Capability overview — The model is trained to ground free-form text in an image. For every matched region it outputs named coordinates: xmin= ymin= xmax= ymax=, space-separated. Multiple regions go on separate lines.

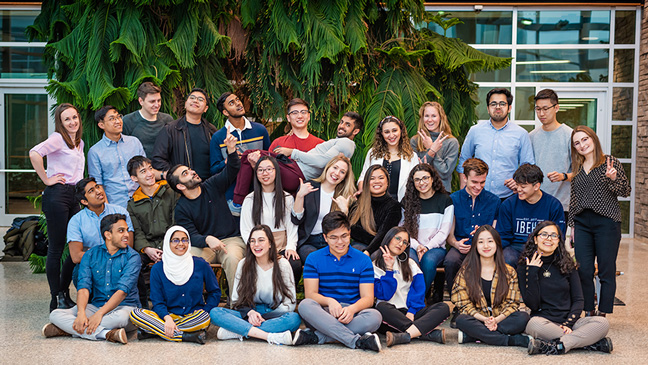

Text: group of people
xmin=32 ymin=83 xmax=629 ymax=355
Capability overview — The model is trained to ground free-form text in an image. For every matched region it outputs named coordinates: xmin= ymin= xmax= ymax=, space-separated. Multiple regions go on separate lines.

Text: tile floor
xmin=1 ymin=235 xmax=646 ymax=364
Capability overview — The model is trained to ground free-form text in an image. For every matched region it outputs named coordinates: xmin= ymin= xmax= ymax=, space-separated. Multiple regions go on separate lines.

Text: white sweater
xmin=231 ymin=257 xmax=296 ymax=313
xmin=240 ymin=191 xmax=299 ymax=251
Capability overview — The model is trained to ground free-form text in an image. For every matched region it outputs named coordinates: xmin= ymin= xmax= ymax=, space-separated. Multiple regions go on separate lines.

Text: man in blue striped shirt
xmin=294 ymin=211 xmax=382 ymax=352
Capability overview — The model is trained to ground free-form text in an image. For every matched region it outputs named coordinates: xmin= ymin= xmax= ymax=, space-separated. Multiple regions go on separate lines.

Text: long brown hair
xmin=313 ymin=155 xmax=356 ymax=212
xmin=402 ymin=164 xmax=446 ymax=239
xmin=571 ymin=125 xmax=605 ymax=175
xmin=458 ymin=225 xmax=510 ymax=309
xmin=54 ymin=103 xmax=82 ymax=149
xmin=234 ymin=225 xmax=294 ymax=310
xmin=370 ymin=116 xmax=413 ymax=160
xmin=252 ymin=156 xmax=286 ymax=229
xmin=350 ymin=165 xmax=389 ymax=235
xmin=416 ymin=101 xmax=454 ymax=151
xmin=373 ymin=227 xmax=413 ymax=282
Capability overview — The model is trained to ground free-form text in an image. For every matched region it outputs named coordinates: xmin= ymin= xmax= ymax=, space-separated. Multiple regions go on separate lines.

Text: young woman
xmin=240 ymin=155 xmax=301 ymax=283
xmin=291 ymin=155 xmax=356 ymax=263
xmin=373 ymin=227 xmax=450 ymax=347
xmin=210 ymin=225 xmax=301 ymax=345
xmin=402 ymin=164 xmax=454 ymax=296
xmin=519 ymin=221 xmax=612 ymax=355
xmin=359 ymin=116 xmax=418 ymax=201
xmin=410 ymin=102 xmax=459 ymax=191
xmin=349 ymin=165 xmax=402 ymax=255
xmin=451 ymin=225 xmax=530 ymax=347
xmin=29 ymin=103 xmax=85 ymax=312
xmin=130 ymin=226 xmax=218 ymax=344
xmin=569 ymin=125 xmax=631 ymax=316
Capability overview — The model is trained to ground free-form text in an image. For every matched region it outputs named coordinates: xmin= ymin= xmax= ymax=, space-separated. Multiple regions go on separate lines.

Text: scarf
xmin=161 ymin=225 xmax=194 ymax=286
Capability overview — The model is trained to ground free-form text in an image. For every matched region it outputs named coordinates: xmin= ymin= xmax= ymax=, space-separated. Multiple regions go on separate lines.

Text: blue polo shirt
xmin=450 ymin=188 xmax=501 ymax=242
xmin=67 ymin=203 xmax=133 ymax=249
xmin=303 ymin=246 xmax=374 ymax=304
xmin=77 ymin=243 xmax=141 ymax=308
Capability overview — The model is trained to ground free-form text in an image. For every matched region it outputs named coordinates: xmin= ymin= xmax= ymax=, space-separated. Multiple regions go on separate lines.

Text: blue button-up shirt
xmin=77 ymin=243 xmax=141 ymax=308
xmin=67 ymin=203 xmax=133 ymax=249
xmin=450 ymin=187 xmax=501 ymax=242
xmin=88 ymin=134 xmax=145 ymax=208
xmin=457 ymin=120 xmax=535 ymax=198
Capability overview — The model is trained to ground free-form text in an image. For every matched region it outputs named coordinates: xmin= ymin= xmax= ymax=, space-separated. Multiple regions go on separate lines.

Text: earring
xmin=398 ymin=252 xmax=408 ymax=263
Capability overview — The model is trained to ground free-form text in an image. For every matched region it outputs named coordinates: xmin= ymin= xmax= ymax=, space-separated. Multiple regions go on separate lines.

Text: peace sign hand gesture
xmin=380 ymin=246 xmax=395 ymax=271
xmin=605 ymin=156 xmax=617 ymax=181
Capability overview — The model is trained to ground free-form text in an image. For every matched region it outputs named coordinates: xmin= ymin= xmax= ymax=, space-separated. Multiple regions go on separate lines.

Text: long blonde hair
xmin=350 ymin=165 xmax=388 ymax=235
xmin=313 ymin=155 xmax=357 ymax=212
xmin=416 ymin=101 xmax=453 ymax=151
xmin=571 ymin=125 xmax=605 ymax=174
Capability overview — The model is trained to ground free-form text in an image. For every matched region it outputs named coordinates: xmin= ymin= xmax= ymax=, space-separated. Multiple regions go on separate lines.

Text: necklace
xmin=542 ymin=256 xmax=557 ymax=278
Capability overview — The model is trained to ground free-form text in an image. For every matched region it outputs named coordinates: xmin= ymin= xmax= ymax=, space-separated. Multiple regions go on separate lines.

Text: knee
xmin=284 ymin=312 xmax=303 ymax=330
xmin=454 ymin=314 xmax=474 ymax=328
xmin=433 ymin=302 xmax=451 ymax=317
xmin=209 ymin=307 xmax=226 ymax=320
xmin=297 ymin=298 xmax=318 ymax=316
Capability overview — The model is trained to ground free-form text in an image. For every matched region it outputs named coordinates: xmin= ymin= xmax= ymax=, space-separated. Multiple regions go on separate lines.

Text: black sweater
xmin=350 ymin=193 xmax=402 ymax=254
xmin=517 ymin=253 xmax=583 ymax=328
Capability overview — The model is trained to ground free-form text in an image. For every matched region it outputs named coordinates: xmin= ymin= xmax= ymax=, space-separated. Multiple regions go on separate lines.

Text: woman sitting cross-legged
xmin=451 ymin=225 xmax=530 ymax=348
xmin=130 ymin=226 xmax=218 ymax=344
xmin=210 ymin=225 xmax=301 ymax=345
xmin=373 ymin=227 xmax=450 ymax=347
xmin=519 ymin=221 xmax=612 ymax=355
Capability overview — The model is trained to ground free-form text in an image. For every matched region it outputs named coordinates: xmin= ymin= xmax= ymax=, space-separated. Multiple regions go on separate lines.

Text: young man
xmin=67 ymin=178 xmax=134 ymax=269
xmin=529 ymin=89 xmax=573 ymax=216
xmin=232 ymin=112 xmax=362 ymax=204
xmin=497 ymin=164 xmax=566 ymax=268
xmin=457 ymin=88 xmax=535 ymax=199
xmin=152 ymin=88 xmax=217 ymax=181
xmin=167 ymin=127 xmax=245 ymax=296
xmin=88 ymin=106 xmax=146 ymax=208
xmin=44 ymin=214 xmax=141 ymax=344
xmin=122 ymin=81 xmax=174 ymax=157
xmin=294 ymin=211 xmax=382 ymax=352
xmin=270 ymin=98 xmax=323 ymax=153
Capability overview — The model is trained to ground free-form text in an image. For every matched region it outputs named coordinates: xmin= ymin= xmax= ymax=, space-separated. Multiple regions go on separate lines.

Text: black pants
xmin=42 ymin=184 xmax=80 ymax=296
xmin=444 ymin=247 xmax=466 ymax=293
xmin=573 ymin=209 xmax=621 ymax=313
xmin=455 ymin=311 xmax=529 ymax=346
xmin=376 ymin=301 xmax=450 ymax=335
xmin=278 ymin=249 xmax=303 ymax=286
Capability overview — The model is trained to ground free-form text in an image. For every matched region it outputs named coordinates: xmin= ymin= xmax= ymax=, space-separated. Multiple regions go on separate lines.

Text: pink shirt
xmin=30 ymin=132 xmax=85 ymax=185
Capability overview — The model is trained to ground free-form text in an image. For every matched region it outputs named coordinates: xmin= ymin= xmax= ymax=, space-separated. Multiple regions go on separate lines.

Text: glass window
xmin=619 ymin=200 xmax=630 ymax=235
xmin=516 ymin=49 xmax=608 ymax=82
xmin=469 ymin=49 xmax=511 ymax=82
xmin=517 ymin=10 xmax=610 ymax=44
xmin=0 ymin=10 xmax=40 ymax=42
xmin=556 ymin=98 xmax=598 ymax=132
xmin=0 ymin=47 xmax=47 ymax=78
xmin=613 ymin=49 xmax=634 ymax=83
xmin=622 ymin=163 xmax=632 ymax=187
xmin=515 ymin=87 xmax=536 ymax=121
xmin=615 ymin=11 xmax=636 ymax=45
xmin=612 ymin=87 xmax=633 ymax=121
xmin=611 ymin=125 xmax=633 ymax=159
xmin=425 ymin=11 xmax=512 ymax=44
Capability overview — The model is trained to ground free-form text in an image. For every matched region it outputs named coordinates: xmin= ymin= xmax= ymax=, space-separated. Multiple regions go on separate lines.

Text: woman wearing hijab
xmin=130 ymin=226 xmax=221 ymax=344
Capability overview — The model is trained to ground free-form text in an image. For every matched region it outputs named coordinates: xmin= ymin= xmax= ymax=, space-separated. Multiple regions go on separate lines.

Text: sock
xmin=97 ymin=329 xmax=109 ymax=340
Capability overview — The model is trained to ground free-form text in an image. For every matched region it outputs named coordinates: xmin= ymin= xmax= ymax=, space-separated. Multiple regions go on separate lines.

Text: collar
xmin=132 ymin=180 xmax=167 ymax=202
xmin=324 ymin=245 xmax=353 ymax=260
xmin=99 ymin=242 xmax=128 ymax=257
xmin=461 ymin=187 xmax=482 ymax=201
xmin=101 ymin=133 xmax=124 ymax=145
xmin=487 ymin=119 xmax=511 ymax=131
xmin=225 ymin=117 xmax=252 ymax=132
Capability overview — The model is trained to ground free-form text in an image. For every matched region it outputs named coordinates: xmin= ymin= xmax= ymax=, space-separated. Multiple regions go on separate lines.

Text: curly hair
xmin=517 ymin=221 xmax=578 ymax=275
xmin=402 ymin=164 xmax=446 ymax=239
xmin=370 ymin=116 xmax=413 ymax=160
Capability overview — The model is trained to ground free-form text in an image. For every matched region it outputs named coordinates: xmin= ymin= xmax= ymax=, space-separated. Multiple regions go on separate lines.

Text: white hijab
xmin=162 ymin=226 xmax=194 ymax=286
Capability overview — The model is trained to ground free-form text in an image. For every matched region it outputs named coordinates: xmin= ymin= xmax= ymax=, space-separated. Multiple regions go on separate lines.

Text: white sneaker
xmin=267 ymin=330 xmax=293 ymax=346
xmin=217 ymin=327 xmax=243 ymax=341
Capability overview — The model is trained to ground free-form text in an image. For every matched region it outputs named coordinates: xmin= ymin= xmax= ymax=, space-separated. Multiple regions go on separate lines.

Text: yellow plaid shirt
xmin=451 ymin=264 xmax=521 ymax=318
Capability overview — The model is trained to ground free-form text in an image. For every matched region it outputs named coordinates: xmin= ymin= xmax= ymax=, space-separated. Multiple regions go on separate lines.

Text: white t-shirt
xmin=311 ymin=188 xmax=334 ymax=235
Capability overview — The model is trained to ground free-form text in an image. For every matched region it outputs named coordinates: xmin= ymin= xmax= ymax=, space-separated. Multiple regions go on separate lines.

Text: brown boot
xmin=105 ymin=328 xmax=128 ymax=344
xmin=42 ymin=323 xmax=71 ymax=338
xmin=386 ymin=331 xmax=411 ymax=347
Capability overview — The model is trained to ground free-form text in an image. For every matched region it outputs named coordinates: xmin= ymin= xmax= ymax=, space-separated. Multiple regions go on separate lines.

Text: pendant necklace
xmin=542 ymin=256 xmax=557 ymax=278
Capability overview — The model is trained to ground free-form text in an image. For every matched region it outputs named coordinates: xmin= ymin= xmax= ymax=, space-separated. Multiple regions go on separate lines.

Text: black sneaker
xmin=137 ymin=329 xmax=158 ymax=340
xmin=457 ymin=330 xmax=476 ymax=344
xmin=583 ymin=337 xmax=613 ymax=353
xmin=292 ymin=329 xmax=319 ymax=346
xmin=508 ymin=333 xmax=530 ymax=347
xmin=528 ymin=338 xmax=565 ymax=355
xmin=355 ymin=333 xmax=381 ymax=352
xmin=420 ymin=329 xmax=445 ymax=344
xmin=450 ymin=307 xmax=459 ymax=329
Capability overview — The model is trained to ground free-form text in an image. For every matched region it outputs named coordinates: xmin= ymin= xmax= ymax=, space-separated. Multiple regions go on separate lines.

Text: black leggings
xmin=455 ymin=311 xmax=530 ymax=346
xmin=42 ymin=184 xmax=80 ymax=296
xmin=376 ymin=301 xmax=450 ymax=335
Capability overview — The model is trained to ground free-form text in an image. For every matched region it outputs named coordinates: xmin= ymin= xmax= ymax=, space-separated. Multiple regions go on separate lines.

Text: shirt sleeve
xmin=175 ymin=202 xmax=207 ymax=248
xmin=357 ymin=148 xmax=374 ymax=183
xmin=365 ymin=202 xmax=402 ymax=254
xmin=30 ymin=133 xmax=63 ymax=156
xmin=564 ymin=271 xmax=584 ymax=328
xmin=128 ymin=203 xmax=150 ymax=252
xmin=277 ymin=258 xmax=297 ymax=312
xmin=87 ymin=146 xmax=103 ymax=185
xmin=426 ymin=203 xmax=454 ymax=250
xmin=432 ymin=138 xmax=459 ymax=178
xmin=239 ymin=195 xmax=253 ymax=244
xmin=456 ymin=128 xmax=476 ymax=174
xmin=406 ymin=272 xmax=426 ymax=315
xmin=373 ymin=267 xmax=397 ymax=301
xmin=498 ymin=266 xmax=521 ymax=318
xmin=115 ymin=249 xmax=141 ymax=295
xmin=606 ymin=156 xmax=631 ymax=197
xmin=200 ymin=259 xmax=222 ymax=312
xmin=151 ymin=126 xmax=172 ymax=172
xmin=291 ymin=139 xmax=355 ymax=168
xmin=284 ymin=195 xmax=299 ymax=252
xmin=518 ymin=132 xmax=535 ymax=165
xmin=150 ymin=264 xmax=170 ymax=318
xmin=496 ymin=199 xmax=514 ymax=248
xmin=66 ymin=214 xmax=84 ymax=244
xmin=517 ymin=263 xmax=541 ymax=311
xmin=451 ymin=270 xmax=479 ymax=316
xmin=209 ymin=130 xmax=227 ymax=175
xmin=76 ymin=249 xmax=94 ymax=292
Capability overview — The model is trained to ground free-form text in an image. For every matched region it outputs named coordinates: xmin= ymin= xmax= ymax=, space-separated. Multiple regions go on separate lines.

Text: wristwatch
xmin=563 ymin=173 xmax=568 ymax=181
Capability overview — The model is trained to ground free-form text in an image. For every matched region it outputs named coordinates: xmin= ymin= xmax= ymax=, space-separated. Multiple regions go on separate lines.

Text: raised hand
xmin=605 ymin=156 xmax=617 ymax=181
xmin=547 ymin=171 xmax=563 ymax=183
xmin=418 ymin=129 xmax=434 ymax=149
xmin=526 ymin=251 xmax=542 ymax=267
xmin=224 ymin=126 xmax=238 ymax=154
xmin=380 ymin=246 xmax=395 ymax=271
xmin=332 ymin=195 xmax=351 ymax=214
xmin=296 ymin=178 xmax=318 ymax=199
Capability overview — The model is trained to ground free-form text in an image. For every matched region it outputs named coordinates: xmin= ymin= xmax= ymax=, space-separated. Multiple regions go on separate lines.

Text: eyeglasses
xmin=325 ymin=233 xmax=350 ymax=243
xmin=537 ymin=232 xmax=559 ymax=240
xmin=488 ymin=102 xmax=508 ymax=108
xmin=413 ymin=175 xmax=431 ymax=185
xmin=188 ymin=95 xmax=206 ymax=103
xmin=106 ymin=114 xmax=123 ymax=123
xmin=288 ymin=110 xmax=309 ymax=116
xmin=257 ymin=167 xmax=276 ymax=175
xmin=393 ymin=235 xmax=410 ymax=246
xmin=170 ymin=238 xmax=189 ymax=245
xmin=535 ymin=104 xmax=557 ymax=113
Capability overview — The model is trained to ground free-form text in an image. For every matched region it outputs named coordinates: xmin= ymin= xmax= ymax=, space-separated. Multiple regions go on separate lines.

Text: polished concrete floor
xmin=1 ymin=234 xmax=647 ymax=364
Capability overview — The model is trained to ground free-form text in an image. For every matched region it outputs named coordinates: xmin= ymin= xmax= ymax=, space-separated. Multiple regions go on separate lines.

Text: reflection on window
xmin=515 ymin=87 xmax=535 ymax=121
xmin=612 ymin=88 xmax=633 ymax=121
xmin=469 ymin=49 xmax=511 ymax=82
xmin=556 ymin=98 xmax=597 ymax=132
xmin=516 ymin=49 xmax=608 ymax=82
xmin=0 ymin=47 xmax=47 ymax=78
xmin=517 ymin=10 xmax=610 ymax=44
xmin=611 ymin=125 xmax=633 ymax=159
xmin=425 ymin=11 xmax=512 ymax=44
xmin=0 ymin=10 xmax=39 ymax=42
xmin=613 ymin=49 xmax=634 ymax=83
xmin=5 ymin=94 xmax=49 ymax=170
xmin=615 ymin=11 xmax=636 ymax=45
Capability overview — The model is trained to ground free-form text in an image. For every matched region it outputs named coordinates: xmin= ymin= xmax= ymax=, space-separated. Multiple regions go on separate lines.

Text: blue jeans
xmin=503 ymin=244 xmax=524 ymax=269
xmin=210 ymin=304 xmax=301 ymax=337
xmin=410 ymin=247 xmax=447 ymax=293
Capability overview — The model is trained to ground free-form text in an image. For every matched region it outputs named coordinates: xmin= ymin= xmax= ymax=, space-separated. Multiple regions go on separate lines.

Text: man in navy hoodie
xmin=497 ymin=163 xmax=565 ymax=268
